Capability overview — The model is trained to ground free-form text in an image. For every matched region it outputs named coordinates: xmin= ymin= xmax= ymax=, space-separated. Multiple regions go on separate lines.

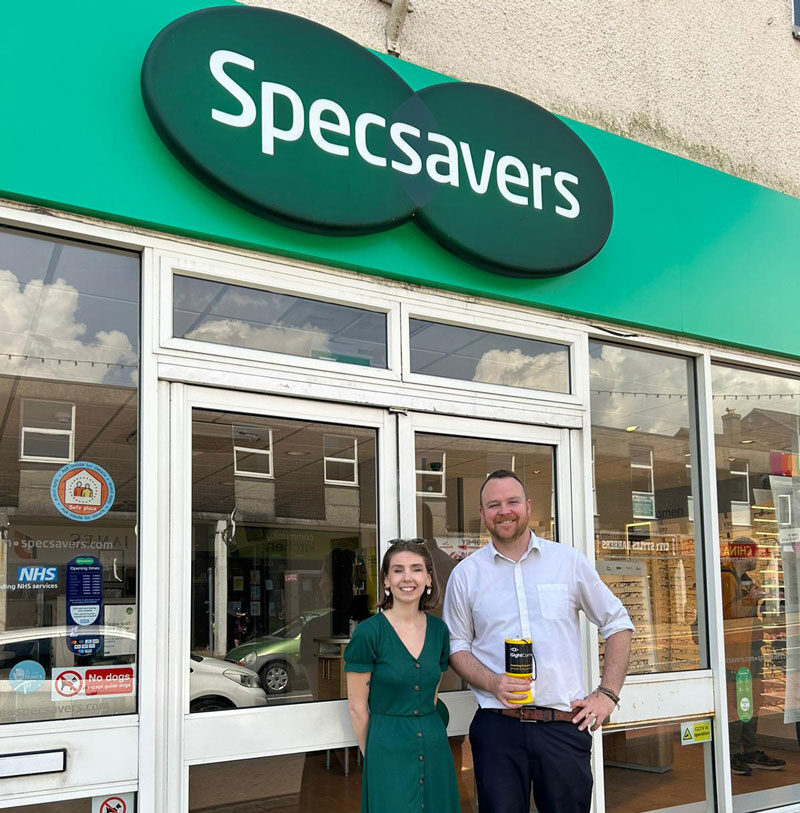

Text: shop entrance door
xmin=166 ymin=386 xmax=397 ymax=812
xmin=165 ymin=387 xmax=718 ymax=813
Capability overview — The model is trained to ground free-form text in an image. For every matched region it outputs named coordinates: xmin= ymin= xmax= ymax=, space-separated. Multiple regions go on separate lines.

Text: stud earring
xmin=426 ymin=586 xmax=432 ymax=595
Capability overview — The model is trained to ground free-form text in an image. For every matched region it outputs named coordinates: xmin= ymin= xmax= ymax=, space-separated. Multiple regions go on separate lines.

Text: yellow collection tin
xmin=504 ymin=638 xmax=534 ymax=704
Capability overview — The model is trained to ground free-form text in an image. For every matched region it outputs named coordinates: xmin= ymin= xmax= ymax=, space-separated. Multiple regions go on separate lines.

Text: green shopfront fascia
xmin=2 ymin=2 xmax=800 ymax=813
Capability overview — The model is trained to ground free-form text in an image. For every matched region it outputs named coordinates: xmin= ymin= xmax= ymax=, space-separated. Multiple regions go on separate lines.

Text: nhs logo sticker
xmin=17 ymin=566 xmax=58 ymax=584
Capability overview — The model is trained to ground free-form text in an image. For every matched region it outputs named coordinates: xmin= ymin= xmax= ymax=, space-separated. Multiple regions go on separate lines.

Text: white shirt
xmin=443 ymin=531 xmax=634 ymax=711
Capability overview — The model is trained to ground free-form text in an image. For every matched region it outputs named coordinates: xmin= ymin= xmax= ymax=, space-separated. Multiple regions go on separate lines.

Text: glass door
xmin=168 ymin=386 xmax=398 ymax=813
xmin=396 ymin=412 xmax=571 ymax=811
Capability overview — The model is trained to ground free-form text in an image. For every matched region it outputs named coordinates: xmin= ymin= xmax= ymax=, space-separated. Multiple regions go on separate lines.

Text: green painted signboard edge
xmin=1 ymin=0 xmax=798 ymax=359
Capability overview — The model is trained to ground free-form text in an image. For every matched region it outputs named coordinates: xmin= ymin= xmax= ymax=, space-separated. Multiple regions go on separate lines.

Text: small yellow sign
xmin=680 ymin=720 xmax=712 ymax=745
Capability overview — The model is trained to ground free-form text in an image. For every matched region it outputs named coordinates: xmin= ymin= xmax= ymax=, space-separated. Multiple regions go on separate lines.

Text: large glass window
xmin=0 ymin=226 xmax=139 ymax=724
xmin=190 ymin=410 xmax=378 ymax=708
xmin=408 ymin=318 xmax=570 ymax=393
xmin=590 ymin=342 xmax=704 ymax=677
xmin=712 ymin=364 xmax=800 ymax=810
xmin=173 ymin=275 xmax=387 ymax=368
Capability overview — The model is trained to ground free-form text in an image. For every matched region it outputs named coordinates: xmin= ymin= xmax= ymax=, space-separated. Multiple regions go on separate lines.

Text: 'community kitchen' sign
xmin=142 ymin=6 xmax=612 ymax=277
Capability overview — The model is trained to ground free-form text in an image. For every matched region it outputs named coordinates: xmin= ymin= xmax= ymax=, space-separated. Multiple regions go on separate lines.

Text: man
xmin=443 ymin=470 xmax=633 ymax=813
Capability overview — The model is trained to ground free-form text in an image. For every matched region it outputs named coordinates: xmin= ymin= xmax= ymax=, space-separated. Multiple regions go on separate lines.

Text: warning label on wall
xmin=52 ymin=665 xmax=136 ymax=701
xmin=680 ymin=719 xmax=712 ymax=745
xmin=92 ymin=791 xmax=134 ymax=813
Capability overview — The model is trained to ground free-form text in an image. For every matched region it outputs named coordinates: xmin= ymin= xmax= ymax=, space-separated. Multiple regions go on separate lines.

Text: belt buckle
xmin=519 ymin=707 xmax=538 ymax=723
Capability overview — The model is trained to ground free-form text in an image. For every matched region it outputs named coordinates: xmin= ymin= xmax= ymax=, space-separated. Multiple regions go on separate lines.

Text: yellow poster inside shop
xmin=680 ymin=720 xmax=712 ymax=746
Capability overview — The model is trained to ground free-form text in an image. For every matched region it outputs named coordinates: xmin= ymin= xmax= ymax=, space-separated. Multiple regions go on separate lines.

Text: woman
xmin=345 ymin=539 xmax=461 ymax=813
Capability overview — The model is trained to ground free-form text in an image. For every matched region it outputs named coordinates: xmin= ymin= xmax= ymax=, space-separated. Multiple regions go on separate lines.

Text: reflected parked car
xmin=189 ymin=653 xmax=266 ymax=712
xmin=0 ymin=627 xmax=266 ymax=718
xmin=226 ymin=610 xmax=329 ymax=695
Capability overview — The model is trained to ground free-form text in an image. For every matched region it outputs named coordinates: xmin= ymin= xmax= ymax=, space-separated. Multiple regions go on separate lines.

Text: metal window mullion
xmin=695 ymin=352 xmax=734 ymax=813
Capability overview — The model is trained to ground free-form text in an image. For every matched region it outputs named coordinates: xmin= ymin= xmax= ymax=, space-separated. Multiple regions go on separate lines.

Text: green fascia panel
xmin=1 ymin=1 xmax=798 ymax=358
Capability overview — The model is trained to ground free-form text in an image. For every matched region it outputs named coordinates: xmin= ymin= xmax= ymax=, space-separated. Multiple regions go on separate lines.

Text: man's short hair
xmin=479 ymin=469 xmax=528 ymax=506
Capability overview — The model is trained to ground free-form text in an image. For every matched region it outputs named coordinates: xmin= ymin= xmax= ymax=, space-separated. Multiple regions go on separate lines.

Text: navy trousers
xmin=469 ymin=709 xmax=593 ymax=813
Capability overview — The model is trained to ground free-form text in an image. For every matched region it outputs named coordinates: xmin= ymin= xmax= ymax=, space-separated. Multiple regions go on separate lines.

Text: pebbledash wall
xmin=3 ymin=1 xmax=800 ymax=813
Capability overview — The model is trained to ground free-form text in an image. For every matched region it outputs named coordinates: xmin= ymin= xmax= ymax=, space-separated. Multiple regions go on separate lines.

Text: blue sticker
xmin=10 ymin=660 xmax=46 ymax=694
xmin=51 ymin=461 xmax=115 ymax=522
xmin=17 ymin=566 xmax=58 ymax=584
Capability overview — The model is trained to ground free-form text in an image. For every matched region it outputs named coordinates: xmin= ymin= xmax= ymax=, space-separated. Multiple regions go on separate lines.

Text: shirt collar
xmin=489 ymin=530 xmax=540 ymax=563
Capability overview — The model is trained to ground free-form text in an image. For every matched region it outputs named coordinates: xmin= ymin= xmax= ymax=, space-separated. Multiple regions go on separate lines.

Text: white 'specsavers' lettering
xmin=209 ymin=49 xmax=582 ymax=219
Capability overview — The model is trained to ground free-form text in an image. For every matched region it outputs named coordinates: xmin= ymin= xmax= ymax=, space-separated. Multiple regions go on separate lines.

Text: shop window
xmin=19 ymin=399 xmax=75 ymax=463
xmin=323 ymin=434 xmax=357 ymax=485
xmin=408 ymin=318 xmax=570 ymax=394
xmin=173 ymin=274 xmax=388 ymax=368
xmin=712 ymin=364 xmax=800 ymax=809
xmin=233 ymin=425 xmax=273 ymax=479
xmin=0 ymin=225 xmax=139 ymax=726
xmin=590 ymin=341 xmax=703 ymax=677
xmin=630 ymin=446 xmax=656 ymax=519
xmin=416 ymin=451 xmax=446 ymax=497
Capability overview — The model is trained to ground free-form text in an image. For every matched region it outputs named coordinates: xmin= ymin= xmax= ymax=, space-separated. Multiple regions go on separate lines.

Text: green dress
xmin=344 ymin=612 xmax=461 ymax=813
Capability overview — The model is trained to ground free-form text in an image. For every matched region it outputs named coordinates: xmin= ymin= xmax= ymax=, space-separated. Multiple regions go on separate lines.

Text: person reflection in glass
xmin=723 ymin=538 xmax=786 ymax=775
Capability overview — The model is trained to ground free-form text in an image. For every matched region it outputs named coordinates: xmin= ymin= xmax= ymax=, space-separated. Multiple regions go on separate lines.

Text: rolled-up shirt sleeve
xmin=442 ymin=566 xmax=474 ymax=655
xmin=575 ymin=555 xmax=635 ymax=640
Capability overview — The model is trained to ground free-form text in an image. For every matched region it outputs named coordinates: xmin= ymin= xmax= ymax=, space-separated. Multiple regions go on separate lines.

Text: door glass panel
xmin=603 ymin=723 xmax=712 ymax=812
xmin=589 ymin=341 xmax=704 ymax=676
xmin=0 ymin=227 xmax=139 ymax=725
xmin=190 ymin=410 xmax=378 ymax=709
xmin=414 ymin=432 xmax=555 ymax=692
xmin=712 ymin=364 xmax=800 ymax=810
xmin=188 ymin=735 xmax=476 ymax=811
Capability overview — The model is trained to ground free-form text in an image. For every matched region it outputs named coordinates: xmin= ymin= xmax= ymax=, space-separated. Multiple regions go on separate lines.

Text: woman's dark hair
xmin=378 ymin=539 xmax=440 ymax=612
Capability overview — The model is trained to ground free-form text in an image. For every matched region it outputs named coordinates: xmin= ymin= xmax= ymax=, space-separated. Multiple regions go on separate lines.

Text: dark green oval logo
xmin=142 ymin=6 xmax=612 ymax=276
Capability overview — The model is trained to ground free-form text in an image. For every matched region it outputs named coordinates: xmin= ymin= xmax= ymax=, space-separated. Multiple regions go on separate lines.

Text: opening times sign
xmin=66 ymin=555 xmax=104 ymax=656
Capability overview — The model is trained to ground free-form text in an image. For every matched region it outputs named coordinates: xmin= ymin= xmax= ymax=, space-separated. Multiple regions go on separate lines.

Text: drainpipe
xmin=378 ymin=0 xmax=413 ymax=56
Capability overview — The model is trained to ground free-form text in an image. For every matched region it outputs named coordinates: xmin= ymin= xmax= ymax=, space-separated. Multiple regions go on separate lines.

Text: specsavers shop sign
xmin=142 ymin=7 xmax=612 ymax=277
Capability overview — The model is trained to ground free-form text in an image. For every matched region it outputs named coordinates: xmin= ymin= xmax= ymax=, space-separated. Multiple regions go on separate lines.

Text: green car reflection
xmin=226 ymin=611 xmax=329 ymax=695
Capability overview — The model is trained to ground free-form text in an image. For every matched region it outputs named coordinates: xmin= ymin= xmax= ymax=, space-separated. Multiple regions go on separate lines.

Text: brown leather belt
xmin=485 ymin=706 xmax=575 ymax=723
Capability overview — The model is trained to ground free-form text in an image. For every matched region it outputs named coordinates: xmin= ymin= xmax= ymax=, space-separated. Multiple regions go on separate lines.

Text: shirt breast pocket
xmin=537 ymin=583 xmax=570 ymax=620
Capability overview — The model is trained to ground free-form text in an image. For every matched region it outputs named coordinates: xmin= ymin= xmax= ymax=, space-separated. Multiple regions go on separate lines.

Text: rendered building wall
xmin=241 ymin=0 xmax=800 ymax=199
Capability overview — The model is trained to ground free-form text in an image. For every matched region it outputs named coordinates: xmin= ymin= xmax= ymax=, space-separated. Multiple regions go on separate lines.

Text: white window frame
xmin=19 ymin=399 xmax=75 ymax=464
xmin=232 ymin=426 xmax=273 ymax=479
xmin=323 ymin=433 xmax=358 ymax=485
xmin=415 ymin=450 xmax=446 ymax=497
xmin=160 ymin=253 xmax=400 ymax=382
xmin=630 ymin=445 xmax=656 ymax=519
xmin=401 ymin=301 xmax=582 ymax=409
xmin=729 ymin=457 xmax=751 ymax=526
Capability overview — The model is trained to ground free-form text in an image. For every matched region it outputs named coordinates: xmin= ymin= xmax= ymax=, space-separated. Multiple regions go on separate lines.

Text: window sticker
xmin=51 ymin=461 xmax=115 ymax=522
